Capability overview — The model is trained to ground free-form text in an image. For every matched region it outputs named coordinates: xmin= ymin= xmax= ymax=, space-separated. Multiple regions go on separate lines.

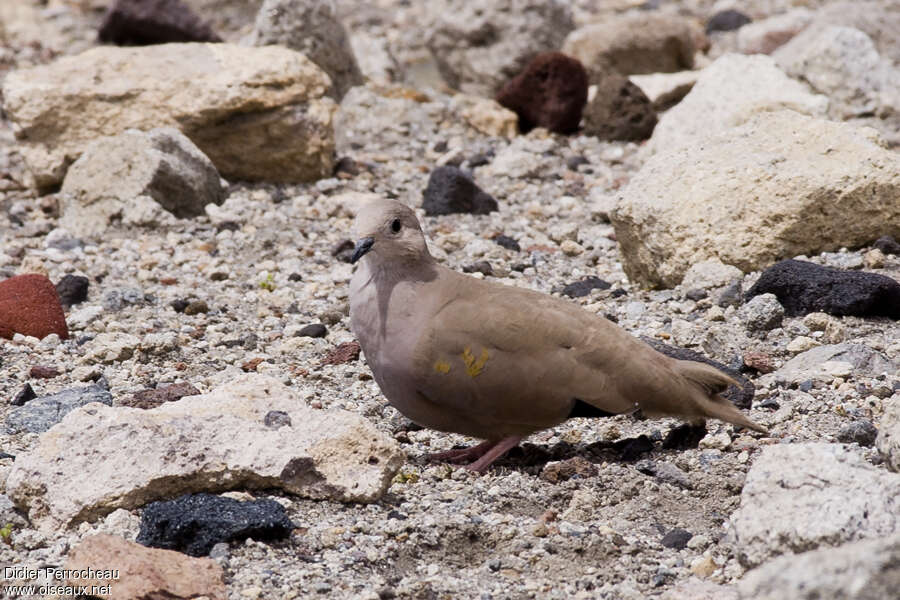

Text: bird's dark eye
xmin=390 ymin=219 xmax=402 ymax=233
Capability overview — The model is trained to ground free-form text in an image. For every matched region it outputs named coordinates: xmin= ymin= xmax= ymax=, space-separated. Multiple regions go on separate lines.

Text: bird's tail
xmin=674 ymin=360 xmax=768 ymax=434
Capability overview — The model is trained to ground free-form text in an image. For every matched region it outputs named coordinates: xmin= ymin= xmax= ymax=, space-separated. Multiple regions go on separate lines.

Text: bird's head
xmin=350 ymin=199 xmax=431 ymax=265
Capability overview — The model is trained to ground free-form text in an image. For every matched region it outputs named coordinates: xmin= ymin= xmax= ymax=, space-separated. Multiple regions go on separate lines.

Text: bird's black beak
xmin=350 ymin=237 xmax=375 ymax=264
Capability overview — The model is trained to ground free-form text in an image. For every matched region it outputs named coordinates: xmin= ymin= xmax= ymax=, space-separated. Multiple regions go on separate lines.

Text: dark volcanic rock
xmin=11 ymin=383 xmax=37 ymax=407
xmin=98 ymin=0 xmax=222 ymax=46
xmin=298 ymin=323 xmax=328 ymax=338
xmin=0 ymin=274 xmax=69 ymax=340
xmin=641 ymin=337 xmax=754 ymax=409
xmin=615 ymin=435 xmax=654 ymax=461
xmin=662 ymin=423 xmax=708 ymax=450
xmin=55 ymin=274 xmax=89 ymax=308
xmin=661 ymin=528 xmax=693 ymax=549
xmin=583 ymin=73 xmax=657 ymax=141
xmin=496 ymin=52 xmax=589 ymax=134
xmin=423 ymin=166 xmax=497 ymax=216
xmin=493 ymin=235 xmax=521 ymax=252
xmin=746 ymin=259 xmax=900 ymax=319
xmin=6 ymin=384 xmax=112 ymax=433
xmin=836 ymin=419 xmax=878 ymax=447
xmin=122 ymin=382 xmax=200 ymax=409
xmin=137 ymin=493 xmax=293 ymax=557
xmin=873 ymin=235 xmax=900 ymax=255
xmin=706 ymin=9 xmax=751 ymax=33
xmin=561 ymin=276 xmax=611 ymax=298
xmin=462 ymin=261 xmax=493 ymax=276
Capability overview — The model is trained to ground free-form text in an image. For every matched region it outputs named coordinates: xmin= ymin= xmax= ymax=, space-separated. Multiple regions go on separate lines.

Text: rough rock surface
xmin=583 ymin=73 xmax=657 ymax=141
xmin=495 ymin=52 xmax=588 ymax=135
xmin=121 ymin=382 xmax=201 ymax=409
xmin=738 ymin=534 xmax=900 ymax=600
xmin=137 ymin=493 xmax=294 ymax=557
xmin=5 ymin=374 xmax=405 ymax=531
xmin=98 ymin=0 xmax=222 ymax=45
xmin=563 ymin=13 xmax=696 ymax=83
xmin=59 ymin=127 xmax=225 ymax=237
xmin=65 ymin=534 xmax=226 ymax=600
xmin=54 ymin=274 xmax=89 ymax=308
xmin=645 ymin=54 xmax=828 ymax=156
xmin=774 ymin=24 xmax=900 ymax=120
xmin=450 ymin=94 xmax=519 ymax=138
xmin=1 ymin=43 xmax=336 ymax=187
xmin=425 ymin=0 xmax=574 ymax=96
xmin=773 ymin=343 xmax=896 ymax=385
xmin=877 ymin=398 xmax=900 ymax=472
xmin=6 ymin=384 xmax=113 ymax=434
xmin=729 ymin=443 xmax=900 ymax=567
xmin=737 ymin=8 xmax=814 ymax=55
xmin=251 ymin=0 xmax=363 ymax=101
xmin=746 ymin=259 xmax=900 ymax=319
xmin=611 ymin=111 xmax=900 ymax=288
xmin=0 ymin=274 xmax=69 ymax=340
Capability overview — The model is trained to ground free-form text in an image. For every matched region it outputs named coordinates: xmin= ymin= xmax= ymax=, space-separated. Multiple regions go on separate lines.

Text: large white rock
xmin=1 ymin=43 xmax=336 ymax=188
xmin=736 ymin=8 xmax=814 ymax=55
xmin=425 ymin=0 xmax=574 ymax=96
xmin=5 ymin=375 xmax=405 ymax=532
xmin=738 ymin=534 xmax=900 ymax=600
xmin=610 ymin=110 xmax=900 ymax=288
xmin=876 ymin=395 xmax=900 ymax=472
xmin=60 ymin=128 xmax=224 ymax=237
xmin=728 ymin=443 xmax=900 ymax=567
xmin=774 ymin=25 xmax=900 ymax=120
xmin=645 ymin=54 xmax=828 ymax=156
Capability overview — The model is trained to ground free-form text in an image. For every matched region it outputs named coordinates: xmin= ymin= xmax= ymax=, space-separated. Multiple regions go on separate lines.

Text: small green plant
xmin=259 ymin=273 xmax=276 ymax=292
xmin=0 ymin=523 xmax=13 ymax=545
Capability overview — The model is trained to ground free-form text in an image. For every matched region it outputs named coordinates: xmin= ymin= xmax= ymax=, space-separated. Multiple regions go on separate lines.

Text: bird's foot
xmin=426 ymin=440 xmax=495 ymax=464
xmin=462 ymin=437 xmax=523 ymax=473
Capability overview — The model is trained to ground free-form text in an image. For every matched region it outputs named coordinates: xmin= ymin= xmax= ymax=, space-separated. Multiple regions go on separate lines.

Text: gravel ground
xmin=1 ymin=1 xmax=898 ymax=599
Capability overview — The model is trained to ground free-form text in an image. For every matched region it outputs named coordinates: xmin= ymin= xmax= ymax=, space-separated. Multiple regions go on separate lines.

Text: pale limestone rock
xmin=737 ymin=8 xmax=813 ymax=55
xmin=5 ymin=374 xmax=404 ymax=532
xmin=2 ymin=43 xmax=336 ymax=188
xmin=450 ymin=94 xmax=518 ymax=139
xmin=729 ymin=443 xmax=900 ymax=567
xmin=645 ymin=54 xmax=828 ymax=156
xmin=876 ymin=396 xmax=900 ymax=472
xmin=611 ymin=111 xmax=900 ymax=287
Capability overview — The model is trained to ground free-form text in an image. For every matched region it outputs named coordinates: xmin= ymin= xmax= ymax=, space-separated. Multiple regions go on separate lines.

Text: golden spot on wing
xmin=433 ymin=359 xmax=451 ymax=374
xmin=462 ymin=346 xmax=490 ymax=377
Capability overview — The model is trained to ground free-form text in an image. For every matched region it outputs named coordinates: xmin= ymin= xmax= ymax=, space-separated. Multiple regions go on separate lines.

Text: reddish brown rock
xmin=323 ymin=341 xmax=361 ymax=365
xmin=122 ymin=382 xmax=201 ymax=409
xmin=744 ymin=351 xmax=776 ymax=374
xmin=65 ymin=534 xmax=226 ymax=600
xmin=540 ymin=456 xmax=598 ymax=483
xmin=0 ymin=274 xmax=69 ymax=340
xmin=29 ymin=365 xmax=61 ymax=379
xmin=496 ymin=52 xmax=588 ymax=134
xmin=98 ymin=0 xmax=222 ymax=46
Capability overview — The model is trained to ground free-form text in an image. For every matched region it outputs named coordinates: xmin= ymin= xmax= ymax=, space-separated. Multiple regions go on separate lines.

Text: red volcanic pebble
xmin=496 ymin=51 xmax=589 ymax=134
xmin=0 ymin=274 xmax=70 ymax=340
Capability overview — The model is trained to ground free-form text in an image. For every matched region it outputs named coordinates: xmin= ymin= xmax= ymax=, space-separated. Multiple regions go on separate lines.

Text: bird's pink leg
xmin=464 ymin=436 xmax=523 ymax=473
xmin=426 ymin=440 xmax=496 ymax=464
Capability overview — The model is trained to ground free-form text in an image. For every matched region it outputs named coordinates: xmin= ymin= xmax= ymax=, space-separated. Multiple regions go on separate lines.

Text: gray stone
xmin=738 ymin=294 xmax=784 ymax=332
xmin=60 ymin=128 xmax=224 ymax=237
xmin=836 ymin=419 xmax=878 ymax=447
xmin=681 ymin=260 xmax=744 ymax=291
xmin=251 ymin=0 xmax=363 ymax=100
xmin=876 ymin=396 xmax=900 ymax=472
xmin=425 ymin=0 xmax=574 ymax=97
xmin=5 ymin=374 xmax=405 ymax=532
xmin=6 ymin=384 xmax=113 ymax=434
xmin=774 ymin=344 xmax=896 ymax=385
xmin=728 ymin=443 xmax=900 ymax=567
xmin=738 ymin=534 xmax=900 ymax=600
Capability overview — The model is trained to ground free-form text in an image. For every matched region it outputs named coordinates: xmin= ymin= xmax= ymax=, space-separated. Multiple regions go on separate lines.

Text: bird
xmin=348 ymin=199 xmax=766 ymax=472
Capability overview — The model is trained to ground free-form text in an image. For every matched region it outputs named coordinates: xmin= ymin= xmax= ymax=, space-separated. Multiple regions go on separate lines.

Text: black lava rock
xmin=615 ymin=435 xmax=654 ymax=461
xmin=561 ymin=276 xmax=611 ymax=298
xmin=641 ymin=337 xmax=754 ymax=409
xmin=873 ymin=235 xmax=900 ymax=255
xmin=661 ymin=528 xmax=693 ymax=549
xmin=298 ymin=323 xmax=328 ymax=338
xmin=706 ymin=9 xmax=751 ymax=33
xmin=462 ymin=261 xmax=493 ymax=276
xmin=98 ymin=0 xmax=222 ymax=46
xmin=662 ymin=423 xmax=707 ymax=450
xmin=11 ymin=383 xmax=37 ymax=406
xmin=836 ymin=419 xmax=878 ymax=447
xmin=137 ymin=493 xmax=293 ymax=557
xmin=264 ymin=410 xmax=292 ymax=429
xmin=746 ymin=259 xmax=900 ymax=319
xmin=422 ymin=166 xmax=497 ymax=216
xmin=494 ymin=235 xmax=521 ymax=252
xmin=55 ymin=274 xmax=89 ymax=308
xmin=566 ymin=155 xmax=589 ymax=171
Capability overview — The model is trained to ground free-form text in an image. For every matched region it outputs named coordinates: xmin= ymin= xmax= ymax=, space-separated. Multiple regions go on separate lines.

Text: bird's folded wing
xmin=411 ymin=280 xmax=643 ymax=432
